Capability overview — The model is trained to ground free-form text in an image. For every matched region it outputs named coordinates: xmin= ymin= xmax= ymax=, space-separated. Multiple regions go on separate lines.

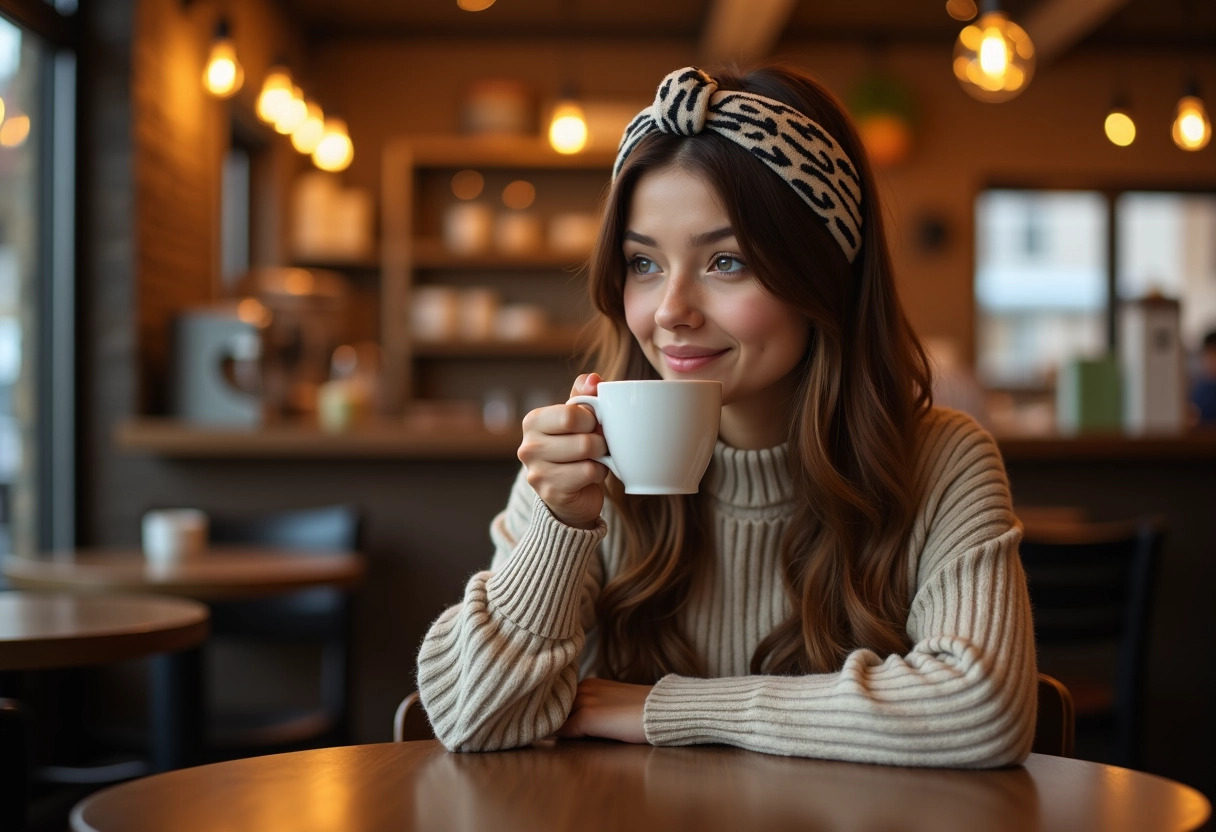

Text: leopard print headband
xmin=613 ymin=67 xmax=864 ymax=263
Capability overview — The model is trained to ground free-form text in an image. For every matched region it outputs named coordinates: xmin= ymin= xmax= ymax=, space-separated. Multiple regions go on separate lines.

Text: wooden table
xmin=0 ymin=592 xmax=209 ymax=671
xmin=1 ymin=547 xmax=364 ymax=769
xmin=70 ymin=739 xmax=1211 ymax=832
xmin=1 ymin=592 xmax=210 ymax=832
xmin=1 ymin=546 xmax=366 ymax=601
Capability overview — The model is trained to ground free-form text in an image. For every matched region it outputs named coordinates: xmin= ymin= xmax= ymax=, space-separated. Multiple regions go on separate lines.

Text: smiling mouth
xmin=660 ymin=346 xmax=728 ymax=372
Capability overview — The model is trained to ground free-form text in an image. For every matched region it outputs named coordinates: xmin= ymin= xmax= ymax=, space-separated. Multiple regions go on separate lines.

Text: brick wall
xmin=131 ymin=0 xmax=305 ymax=413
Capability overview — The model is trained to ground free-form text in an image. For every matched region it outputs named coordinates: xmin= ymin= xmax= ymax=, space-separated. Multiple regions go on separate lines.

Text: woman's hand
xmin=518 ymin=373 xmax=609 ymax=529
xmin=556 ymin=678 xmax=653 ymax=744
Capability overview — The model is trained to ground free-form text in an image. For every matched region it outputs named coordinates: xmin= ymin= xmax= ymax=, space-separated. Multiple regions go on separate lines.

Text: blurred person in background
xmin=1190 ymin=329 xmax=1216 ymax=426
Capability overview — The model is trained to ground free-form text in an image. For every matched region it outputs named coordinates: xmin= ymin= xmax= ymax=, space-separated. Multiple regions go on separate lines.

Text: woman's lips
xmin=661 ymin=346 xmax=727 ymax=373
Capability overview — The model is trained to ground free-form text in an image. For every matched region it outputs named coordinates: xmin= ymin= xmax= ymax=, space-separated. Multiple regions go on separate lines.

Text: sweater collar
xmin=704 ymin=440 xmax=794 ymax=508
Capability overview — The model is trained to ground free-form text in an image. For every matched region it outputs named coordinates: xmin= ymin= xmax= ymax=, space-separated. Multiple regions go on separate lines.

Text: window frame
xmin=1 ymin=0 xmax=78 ymax=551
xmin=975 ymin=178 xmax=1216 ymax=392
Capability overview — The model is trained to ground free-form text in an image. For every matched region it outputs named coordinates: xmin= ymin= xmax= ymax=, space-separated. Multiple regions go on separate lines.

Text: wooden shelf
xmin=402 ymin=135 xmax=616 ymax=170
xmin=412 ymin=240 xmax=591 ymax=271
xmin=116 ymin=419 xmax=521 ymax=459
xmin=379 ymin=135 xmax=613 ymax=412
xmin=116 ymin=420 xmax=1216 ymax=462
xmin=996 ymin=429 xmax=1216 ymax=461
xmin=413 ymin=326 xmax=586 ymax=357
xmin=291 ymin=258 xmax=381 ymax=273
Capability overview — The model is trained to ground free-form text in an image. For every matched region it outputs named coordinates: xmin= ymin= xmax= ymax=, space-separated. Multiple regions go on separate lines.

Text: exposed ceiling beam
xmin=1020 ymin=0 xmax=1133 ymax=65
xmin=699 ymin=0 xmax=798 ymax=65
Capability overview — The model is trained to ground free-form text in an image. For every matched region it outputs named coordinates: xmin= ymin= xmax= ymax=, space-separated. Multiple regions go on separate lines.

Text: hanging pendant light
xmin=313 ymin=118 xmax=354 ymax=172
xmin=256 ymin=64 xmax=294 ymax=125
xmin=548 ymin=98 xmax=588 ymax=155
xmin=202 ymin=18 xmax=244 ymax=99
xmin=952 ymin=1 xmax=1035 ymax=103
xmin=291 ymin=100 xmax=326 ymax=154
xmin=1104 ymin=92 xmax=1136 ymax=147
xmin=1171 ymin=80 xmax=1211 ymax=151
xmin=274 ymin=86 xmax=308 ymax=135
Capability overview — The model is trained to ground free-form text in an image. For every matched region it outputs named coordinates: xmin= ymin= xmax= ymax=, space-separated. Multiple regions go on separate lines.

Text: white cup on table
xmin=142 ymin=509 xmax=209 ymax=568
xmin=566 ymin=380 xmax=721 ymax=494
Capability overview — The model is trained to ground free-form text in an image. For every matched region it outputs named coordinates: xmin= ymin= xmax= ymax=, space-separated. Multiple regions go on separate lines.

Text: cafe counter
xmin=116 ymin=419 xmax=1216 ymax=461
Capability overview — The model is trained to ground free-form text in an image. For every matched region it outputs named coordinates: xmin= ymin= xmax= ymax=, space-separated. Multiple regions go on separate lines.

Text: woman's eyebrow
xmin=690 ymin=227 xmax=736 ymax=247
xmin=623 ymin=227 xmax=736 ymax=247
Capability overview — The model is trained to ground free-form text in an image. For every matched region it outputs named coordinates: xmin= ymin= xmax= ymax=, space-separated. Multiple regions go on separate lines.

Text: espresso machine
xmin=172 ymin=268 xmax=349 ymax=425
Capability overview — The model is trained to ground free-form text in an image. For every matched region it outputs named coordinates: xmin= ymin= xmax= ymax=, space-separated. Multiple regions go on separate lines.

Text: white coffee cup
xmin=567 ymin=380 xmax=721 ymax=494
xmin=142 ymin=509 xmax=209 ymax=567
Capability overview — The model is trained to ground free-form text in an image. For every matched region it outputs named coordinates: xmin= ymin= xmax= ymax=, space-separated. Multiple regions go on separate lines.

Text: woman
xmin=417 ymin=65 xmax=1036 ymax=767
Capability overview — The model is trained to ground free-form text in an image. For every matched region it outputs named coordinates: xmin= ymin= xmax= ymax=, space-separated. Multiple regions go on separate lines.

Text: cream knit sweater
xmin=417 ymin=407 xmax=1037 ymax=767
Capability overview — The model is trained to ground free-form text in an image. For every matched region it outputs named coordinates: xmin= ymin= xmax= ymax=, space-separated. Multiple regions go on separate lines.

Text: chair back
xmin=1019 ymin=515 xmax=1164 ymax=767
xmin=205 ymin=504 xmax=363 ymax=751
xmin=208 ymin=504 xmax=362 ymax=635
xmin=208 ymin=504 xmax=361 ymax=552
xmin=393 ymin=691 xmax=434 ymax=742
xmin=1032 ymin=673 xmax=1075 ymax=757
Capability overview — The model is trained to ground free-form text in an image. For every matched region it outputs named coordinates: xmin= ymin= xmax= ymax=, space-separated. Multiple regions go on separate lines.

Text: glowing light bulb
xmin=256 ymin=66 xmax=293 ymax=125
xmin=1104 ymin=111 xmax=1136 ymax=147
xmin=202 ymin=22 xmax=243 ymax=99
xmin=0 ymin=113 xmax=30 ymax=148
xmin=1172 ymin=95 xmax=1211 ymax=151
xmin=0 ymin=95 xmax=6 ymax=124
xmin=313 ymin=118 xmax=354 ymax=172
xmin=291 ymin=100 xmax=325 ymax=154
xmin=953 ymin=11 xmax=1035 ymax=103
xmin=548 ymin=101 xmax=588 ymax=155
xmin=978 ymin=29 xmax=1008 ymax=78
xmin=275 ymin=86 xmax=308 ymax=135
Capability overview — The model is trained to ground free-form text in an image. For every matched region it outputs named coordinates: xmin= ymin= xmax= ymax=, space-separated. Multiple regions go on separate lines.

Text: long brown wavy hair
xmin=586 ymin=64 xmax=933 ymax=683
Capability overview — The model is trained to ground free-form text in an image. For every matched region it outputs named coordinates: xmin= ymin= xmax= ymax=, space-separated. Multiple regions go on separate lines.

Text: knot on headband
xmin=653 ymin=67 xmax=718 ymax=135
xmin=614 ymin=66 xmax=865 ymax=264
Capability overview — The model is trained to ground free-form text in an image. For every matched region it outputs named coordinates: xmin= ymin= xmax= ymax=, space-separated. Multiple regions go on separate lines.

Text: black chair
xmin=205 ymin=504 xmax=362 ymax=757
xmin=1019 ymin=515 xmax=1164 ymax=769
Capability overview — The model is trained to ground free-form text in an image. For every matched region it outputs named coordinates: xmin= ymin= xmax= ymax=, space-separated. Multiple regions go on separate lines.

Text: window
xmin=0 ymin=3 xmax=76 ymax=555
xmin=975 ymin=187 xmax=1216 ymax=390
xmin=1116 ymin=192 xmax=1216 ymax=351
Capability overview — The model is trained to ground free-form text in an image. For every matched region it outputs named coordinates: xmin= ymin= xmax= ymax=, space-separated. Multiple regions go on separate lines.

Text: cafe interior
xmin=1 ymin=0 xmax=1215 ymax=829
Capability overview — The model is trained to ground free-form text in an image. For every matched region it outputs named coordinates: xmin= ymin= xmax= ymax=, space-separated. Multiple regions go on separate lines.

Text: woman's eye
xmin=711 ymin=254 xmax=746 ymax=274
xmin=629 ymin=256 xmax=658 ymax=275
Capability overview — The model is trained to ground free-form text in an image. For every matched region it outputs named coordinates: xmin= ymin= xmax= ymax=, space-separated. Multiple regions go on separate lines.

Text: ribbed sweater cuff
xmin=485 ymin=498 xmax=605 ymax=640
xmin=643 ymin=673 xmax=831 ymax=747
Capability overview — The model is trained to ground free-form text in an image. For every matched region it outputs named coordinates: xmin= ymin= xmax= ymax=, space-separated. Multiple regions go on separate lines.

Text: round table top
xmin=0 ymin=591 xmax=209 ymax=671
xmin=70 ymin=740 xmax=1211 ymax=832
xmin=1 ymin=547 xmax=366 ymax=601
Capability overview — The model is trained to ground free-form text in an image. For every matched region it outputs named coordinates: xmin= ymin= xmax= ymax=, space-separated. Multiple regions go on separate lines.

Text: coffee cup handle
xmin=565 ymin=395 xmax=621 ymax=481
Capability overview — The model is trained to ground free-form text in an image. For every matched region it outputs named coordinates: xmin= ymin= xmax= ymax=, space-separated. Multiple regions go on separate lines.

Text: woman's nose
xmin=654 ymin=273 xmax=704 ymax=330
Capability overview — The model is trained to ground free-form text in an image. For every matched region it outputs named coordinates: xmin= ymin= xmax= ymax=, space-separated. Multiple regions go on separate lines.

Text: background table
xmin=2 ymin=548 xmax=363 ymax=768
xmin=1 ymin=592 xmax=209 ymax=831
xmin=70 ymin=740 xmax=1212 ymax=832
xmin=0 ymin=592 xmax=209 ymax=671
xmin=1 ymin=547 xmax=366 ymax=601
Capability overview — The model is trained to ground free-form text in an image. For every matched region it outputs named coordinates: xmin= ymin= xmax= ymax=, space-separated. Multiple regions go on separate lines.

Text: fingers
xmin=568 ymin=372 xmax=602 ymax=399
xmin=517 ymin=374 xmax=610 ymax=529
xmin=521 ymin=400 xmax=600 ymax=439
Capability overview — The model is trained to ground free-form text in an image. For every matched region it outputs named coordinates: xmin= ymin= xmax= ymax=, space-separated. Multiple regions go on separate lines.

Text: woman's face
xmin=622 ymin=165 xmax=811 ymax=448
